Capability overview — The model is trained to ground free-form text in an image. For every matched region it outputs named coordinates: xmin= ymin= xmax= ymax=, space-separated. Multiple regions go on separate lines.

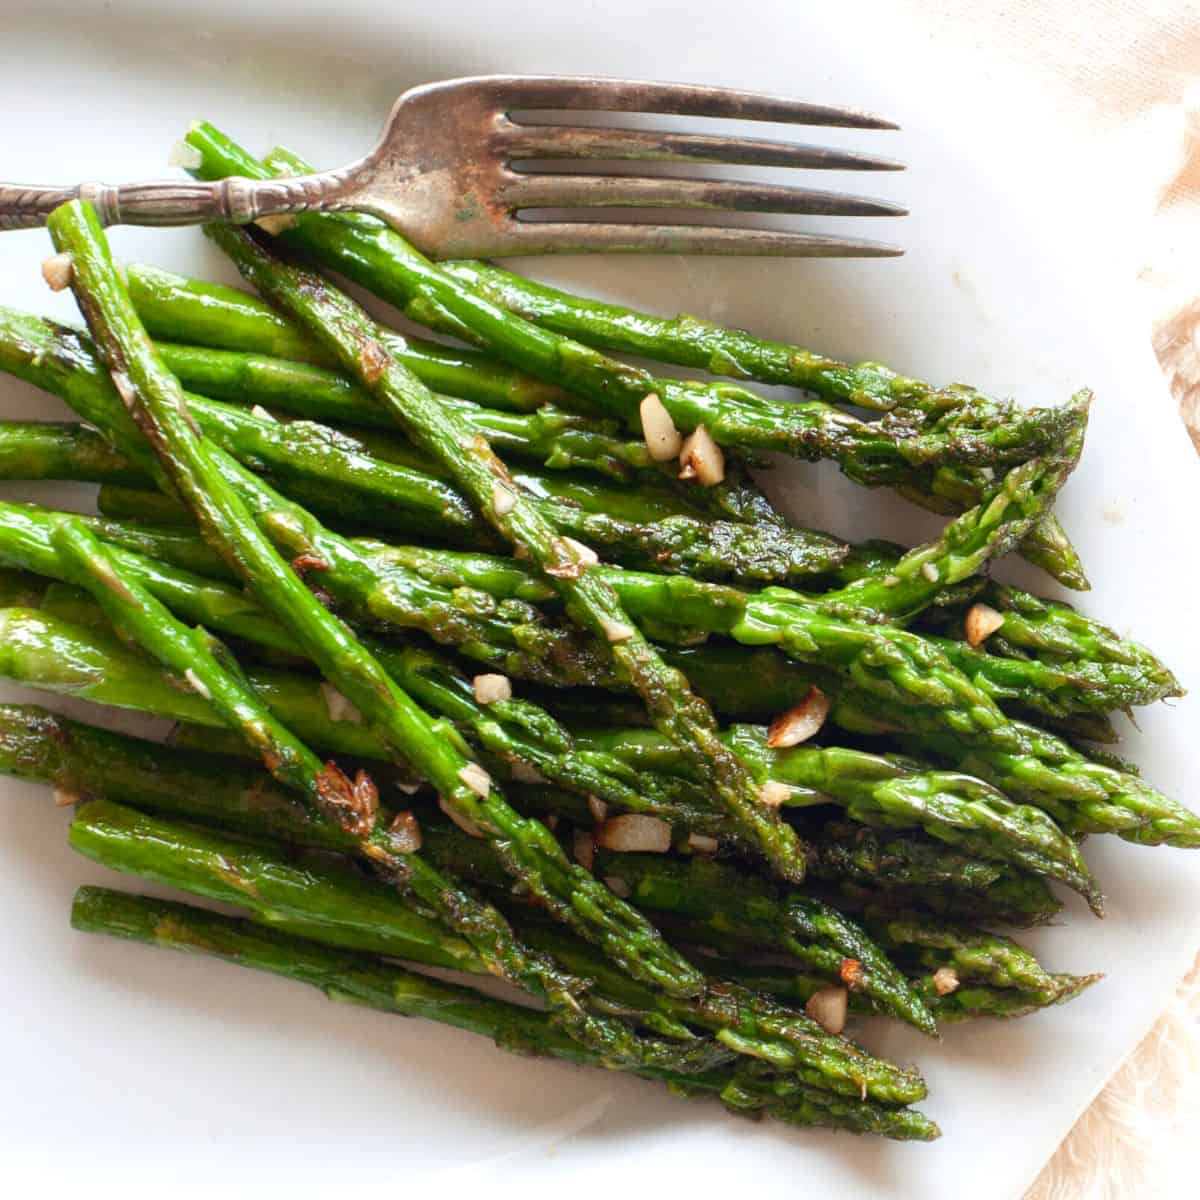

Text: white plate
xmin=2 ymin=3 xmax=1198 ymax=1197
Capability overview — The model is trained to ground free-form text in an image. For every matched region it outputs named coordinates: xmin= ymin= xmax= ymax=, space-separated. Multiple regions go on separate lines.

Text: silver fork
xmin=0 ymin=74 xmax=905 ymax=257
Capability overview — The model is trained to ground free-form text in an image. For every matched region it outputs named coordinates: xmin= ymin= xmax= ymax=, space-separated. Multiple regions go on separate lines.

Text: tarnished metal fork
xmin=0 ymin=74 xmax=905 ymax=257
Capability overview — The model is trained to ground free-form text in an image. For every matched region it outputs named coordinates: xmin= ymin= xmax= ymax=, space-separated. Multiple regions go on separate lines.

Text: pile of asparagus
xmin=0 ymin=122 xmax=1191 ymax=1144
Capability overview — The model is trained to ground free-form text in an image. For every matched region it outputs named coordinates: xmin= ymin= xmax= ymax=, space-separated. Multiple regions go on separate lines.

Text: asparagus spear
xmin=117 ymin=281 xmax=829 ymax=561
xmin=49 ymin=517 xmax=378 ymax=830
xmin=0 ymin=485 xmax=1168 ymax=826
xmin=0 ymin=699 xmax=1054 ymax=945
xmin=266 ymin=144 xmax=1092 ymax=594
xmin=722 ymin=960 xmax=1100 ymax=1022
xmin=802 ymin=822 xmax=1065 ymax=927
xmin=156 ymin=340 xmax=651 ymax=474
xmin=0 ymin=313 xmax=1159 ymax=721
xmin=185 ymin=124 xmax=1082 ymax=486
xmin=0 ymin=516 xmax=1097 ymax=905
xmin=125 ymin=263 xmax=571 ymax=412
xmin=0 ymin=418 xmax=143 ymax=485
xmin=73 ymin=887 xmax=938 ymax=1138
xmin=0 ymin=408 xmax=846 ymax=583
xmin=48 ymin=199 xmax=704 ymax=1004
xmin=0 ymin=490 xmax=1136 ymax=739
xmin=206 ymin=221 xmax=810 ymax=885
xmin=67 ymin=799 xmax=927 ymax=1104
xmin=436 ymin=258 xmax=956 ymax=413
xmin=593 ymin=725 xmax=1099 ymax=906
xmin=0 ymin=516 xmax=1167 ymax=882
xmin=417 ymin=256 xmax=1088 ymax=587
xmin=864 ymin=910 xmax=1062 ymax=998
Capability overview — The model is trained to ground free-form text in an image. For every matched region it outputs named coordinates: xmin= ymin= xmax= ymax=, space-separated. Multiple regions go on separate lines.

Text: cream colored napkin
xmin=883 ymin=5 xmax=1200 ymax=1195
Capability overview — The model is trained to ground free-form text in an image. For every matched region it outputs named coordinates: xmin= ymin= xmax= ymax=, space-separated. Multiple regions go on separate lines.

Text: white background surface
xmin=1 ymin=2 xmax=1198 ymax=1197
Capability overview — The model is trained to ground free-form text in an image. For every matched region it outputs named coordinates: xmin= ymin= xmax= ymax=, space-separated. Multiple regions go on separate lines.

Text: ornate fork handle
xmin=0 ymin=170 xmax=362 ymax=232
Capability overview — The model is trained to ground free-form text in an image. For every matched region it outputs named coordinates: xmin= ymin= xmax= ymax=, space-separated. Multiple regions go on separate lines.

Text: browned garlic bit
xmin=805 ymin=986 xmax=848 ymax=1035
xmin=766 ymin=687 xmax=830 ymax=748
xmin=639 ymin=392 xmax=682 ymax=461
xmin=758 ymin=780 xmax=792 ymax=808
xmin=839 ymin=958 xmax=865 ymax=990
xmin=41 ymin=253 xmax=74 ymax=292
xmin=595 ymin=813 xmax=672 ymax=853
xmin=573 ymin=829 xmax=595 ymax=871
xmin=965 ymin=603 xmax=1005 ymax=648
xmin=509 ymin=759 xmax=546 ymax=785
xmin=599 ymin=615 xmax=635 ymax=643
xmin=678 ymin=424 xmax=725 ymax=486
xmin=388 ymin=811 xmax=422 ymax=852
xmin=933 ymin=966 xmax=961 ymax=996
xmin=457 ymin=762 xmax=492 ymax=799
xmin=53 ymin=786 xmax=81 ymax=808
xmin=183 ymin=668 xmax=212 ymax=701
xmin=255 ymin=213 xmax=298 ymax=236
xmin=492 ymin=482 xmax=515 ymax=516
xmin=587 ymin=795 xmax=609 ymax=824
xmin=686 ymin=832 xmax=720 ymax=855
xmin=439 ymin=794 xmax=484 ymax=838
xmin=471 ymin=673 xmax=512 ymax=705
xmin=920 ymin=561 xmax=939 ymax=583
xmin=604 ymin=875 xmax=632 ymax=898
xmin=167 ymin=141 xmax=203 ymax=170
xmin=560 ymin=536 xmax=599 ymax=566
xmin=321 ymin=682 xmax=363 ymax=724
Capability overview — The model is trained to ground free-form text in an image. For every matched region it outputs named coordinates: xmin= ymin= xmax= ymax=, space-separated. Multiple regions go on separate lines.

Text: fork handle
xmin=0 ymin=171 xmax=361 ymax=231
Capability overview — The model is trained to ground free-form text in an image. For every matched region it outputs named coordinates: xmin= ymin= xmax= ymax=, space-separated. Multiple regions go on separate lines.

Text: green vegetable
xmin=48 ymin=198 xmax=705 ymax=1011
xmin=72 ymin=887 xmax=938 ymax=1139
xmin=67 ymin=800 xmax=928 ymax=1105
xmin=185 ymin=124 xmax=1085 ymax=491
xmin=206 ymin=219 xmax=810 ymax=886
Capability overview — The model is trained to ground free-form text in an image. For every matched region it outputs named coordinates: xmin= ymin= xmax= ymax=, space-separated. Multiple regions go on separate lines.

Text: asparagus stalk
xmin=0 ymin=313 xmax=1162 ymax=720
xmin=67 ymin=798 xmax=927 ymax=1104
xmin=0 ymin=493 xmax=1175 ymax=858
xmin=420 ymin=256 xmax=1089 ymax=587
xmin=0 ymin=606 xmax=713 ymax=1069
xmin=0 ymin=419 xmax=142 ymax=485
xmin=73 ymin=887 xmax=938 ymax=1138
xmin=0 ymin=518 xmax=1097 ymax=903
xmin=864 ymin=911 xmax=1063 ymax=999
xmin=802 ymin=822 xmax=1064 ymax=927
xmin=48 ymin=200 xmax=704 ymax=1005
xmin=119 ymin=279 xmax=830 ymax=562
xmin=722 ymin=961 xmax=1100 ymax=1022
xmin=49 ymin=517 xmax=377 ymax=830
xmin=595 ymin=725 xmax=1099 ymax=906
xmin=436 ymin=258 xmax=955 ymax=413
xmin=156 ymin=339 xmax=651 ymax=474
xmin=206 ymin=221 xmax=810 ymax=885
xmin=125 ymin=263 xmax=571 ymax=412
xmin=185 ymin=124 xmax=1083 ymax=486
xmin=0 ymin=407 xmax=846 ymax=583
xmin=255 ymin=144 xmax=1089 ymax=592
xmin=0 ymin=700 xmax=1055 ymax=943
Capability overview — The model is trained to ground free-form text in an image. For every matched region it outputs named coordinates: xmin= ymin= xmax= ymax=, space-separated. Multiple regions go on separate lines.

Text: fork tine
xmin=494 ymin=221 xmax=904 ymax=257
xmin=505 ymin=125 xmax=904 ymax=171
xmin=502 ymin=173 xmax=906 ymax=218
xmin=490 ymin=75 xmax=898 ymax=130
